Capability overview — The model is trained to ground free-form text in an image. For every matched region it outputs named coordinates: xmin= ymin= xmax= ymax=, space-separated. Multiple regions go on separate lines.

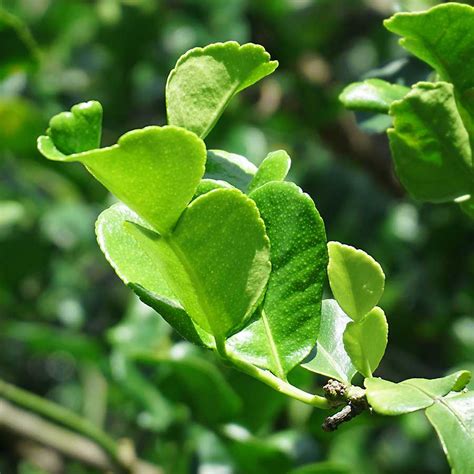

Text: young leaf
xmin=205 ymin=149 xmax=257 ymax=192
xmin=166 ymin=42 xmax=278 ymax=138
xmin=301 ymin=300 xmax=357 ymax=384
xmin=47 ymin=100 xmax=103 ymax=155
xmin=228 ymin=182 xmax=328 ymax=377
xmin=339 ymin=79 xmax=409 ymax=114
xmin=388 ymin=82 xmax=473 ymax=202
xmin=365 ymin=370 xmax=471 ymax=415
xmin=96 ymin=203 xmax=213 ymax=347
xmin=247 ymin=150 xmax=291 ymax=193
xmin=425 ymin=391 xmax=474 ymax=474
xmin=343 ymin=307 xmax=388 ymax=378
xmin=39 ymin=121 xmax=207 ymax=234
xmin=327 ymin=242 xmax=385 ymax=322
xmin=194 ymin=179 xmax=233 ymax=199
xmin=384 ymin=4 xmax=474 ymax=97
xmin=125 ymin=188 xmax=271 ymax=342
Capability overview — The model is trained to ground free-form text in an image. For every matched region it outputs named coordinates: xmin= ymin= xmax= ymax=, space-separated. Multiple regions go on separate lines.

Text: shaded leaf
xmin=205 ymin=149 xmax=256 ymax=192
xmin=365 ymin=370 xmax=471 ymax=415
xmin=290 ymin=462 xmax=349 ymax=474
xmin=328 ymin=241 xmax=385 ymax=322
xmin=248 ymin=150 xmax=291 ymax=193
xmin=166 ymin=42 xmax=278 ymax=138
xmin=388 ymin=82 xmax=473 ymax=202
xmin=343 ymin=307 xmax=388 ymax=377
xmin=125 ymin=188 xmax=271 ymax=341
xmin=228 ymin=182 xmax=327 ymax=377
xmin=425 ymin=391 xmax=474 ymax=474
xmin=301 ymin=299 xmax=357 ymax=384
xmin=339 ymin=79 xmax=409 ymax=113
xmin=39 ymin=122 xmax=207 ymax=234
xmin=96 ymin=203 xmax=213 ymax=347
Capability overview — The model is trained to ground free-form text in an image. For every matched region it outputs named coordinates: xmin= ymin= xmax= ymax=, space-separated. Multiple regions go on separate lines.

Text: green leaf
xmin=343 ymin=307 xmax=388 ymax=378
xmin=339 ymin=79 xmax=409 ymax=114
xmin=290 ymin=462 xmax=349 ymax=474
xmin=96 ymin=203 xmax=213 ymax=347
xmin=39 ymin=123 xmax=207 ymax=234
xmin=166 ymin=42 xmax=278 ymax=138
xmin=459 ymin=196 xmax=474 ymax=219
xmin=125 ymin=188 xmax=271 ymax=341
xmin=365 ymin=370 xmax=471 ymax=415
xmin=425 ymin=391 xmax=474 ymax=474
xmin=46 ymin=101 xmax=102 ymax=155
xmin=388 ymin=82 xmax=473 ymax=202
xmin=247 ymin=150 xmax=291 ymax=193
xmin=327 ymin=241 xmax=385 ymax=322
xmin=205 ymin=149 xmax=257 ymax=192
xmin=301 ymin=300 xmax=357 ymax=384
xmin=194 ymin=179 xmax=233 ymax=199
xmin=228 ymin=182 xmax=327 ymax=377
xmin=385 ymin=4 xmax=474 ymax=95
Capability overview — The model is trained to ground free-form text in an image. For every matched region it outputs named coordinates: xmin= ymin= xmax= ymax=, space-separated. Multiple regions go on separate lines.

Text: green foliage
xmin=301 ymin=300 xmax=357 ymax=384
xmin=248 ymin=150 xmax=291 ymax=192
xmin=343 ymin=307 xmax=388 ymax=378
xmin=166 ymin=42 xmax=278 ymax=138
xmin=327 ymin=242 xmax=385 ymax=322
xmin=341 ymin=2 xmax=474 ymax=215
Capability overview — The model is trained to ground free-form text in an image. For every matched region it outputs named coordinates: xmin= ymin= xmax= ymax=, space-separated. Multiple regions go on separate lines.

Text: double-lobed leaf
xmin=327 ymin=241 xmax=385 ymax=322
xmin=228 ymin=181 xmax=328 ymax=377
xmin=125 ymin=188 xmax=271 ymax=342
xmin=339 ymin=79 xmax=409 ymax=114
xmin=96 ymin=203 xmax=213 ymax=347
xmin=166 ymin=42 xmax=278 ymax=138
xmin=343 ymin=307 xmax=388 ymax=378
xmin=388 ymin=82 xmax=473 ymax=202
xmin=365 ymin=370 xmax=471 ymax=415
xmin=301 ymin=300 xmax=357 ymax=384
xmin=39 ymin=114 xmax=207 ymax=234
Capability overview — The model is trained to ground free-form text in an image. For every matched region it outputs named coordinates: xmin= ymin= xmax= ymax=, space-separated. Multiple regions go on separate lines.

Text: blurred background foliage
xmin=0 ymin=0 xmax=473 ymax=473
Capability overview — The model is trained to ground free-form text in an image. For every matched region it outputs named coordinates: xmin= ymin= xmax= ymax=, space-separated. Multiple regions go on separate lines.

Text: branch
xmin=0 ymin=379 xmax=161 ymax=473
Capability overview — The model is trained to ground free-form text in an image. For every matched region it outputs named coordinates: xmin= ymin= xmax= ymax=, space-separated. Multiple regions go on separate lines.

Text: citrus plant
xmin=37 ymin=9 xmax=473 ymax=473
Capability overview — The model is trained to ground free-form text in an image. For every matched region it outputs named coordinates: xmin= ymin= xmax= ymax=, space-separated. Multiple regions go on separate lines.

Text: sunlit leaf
xmin=248 ymin=150 xmax=291 ymax=193
xmin=166 ymin=42 xmax=278 ymax=138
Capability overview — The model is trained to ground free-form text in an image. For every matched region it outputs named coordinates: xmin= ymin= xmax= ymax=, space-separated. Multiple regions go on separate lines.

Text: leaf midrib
xmin=261 ymin=309 xmax=286 ymax=380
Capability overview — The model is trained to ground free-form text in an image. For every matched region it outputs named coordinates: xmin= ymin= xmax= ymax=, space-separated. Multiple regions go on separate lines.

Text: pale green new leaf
xmin=339 ymin=79 xmax=409 ymax=114
xmin=327 ymin=241 xmax=385 ymax=322
xmin=385 ymin=4 xmax=474 ymax=95
xmin=248 ymin=150 xmax=291 ymax=193
xmin=388 ymin=82 xmax=473 ymax=202
xmin=39 ymin=120 xmax=207 ymax=234
xmin=228 ymin=182 xmax=327 ymax=377
xmin=166 ymin=42 xmax=278 ymax=138
xmin=205 ymin=149 xmax=257 ymax=192
xmin=125 ymin=188 xmax=271 ymax=341
xmin=365 ymin=370 xmax=471 ymax=415
xmin=343 ymin=307 xmax=388 ymax=378
xmin=96 ymin=203 xmax=213 ymax=347
xmin=301 ymin=300 xmax=357 ymax=384
xmin=425 ymin=391 xmax=474 ymax=474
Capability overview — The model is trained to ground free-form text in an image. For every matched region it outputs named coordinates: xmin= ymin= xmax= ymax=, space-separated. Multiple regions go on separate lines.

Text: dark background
xmin=0 ymin=0 xmax=473 ymax=472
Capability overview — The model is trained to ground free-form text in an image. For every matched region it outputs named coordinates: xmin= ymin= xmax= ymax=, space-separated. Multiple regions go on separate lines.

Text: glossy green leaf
xmin=166 ymin=42 xmax=278 ymax=138
xmin=388 ymin=82 xmax=473 ymax=202
xmin=425 ymin=391 xmax=474 ymax=474
xmin=47 ymin=100 xmax=102 ymax=155
xmin=125 ymin=188 xmax=271 ymax=341
xmin=339 ymin=79 xmax=409 ymax=113
xmin=301 ymin=300 xmax=357 ymax=384
xmin=247 ymin=150 xmax=291 ymax=193
xmin=205 ymin=149 xmax=257 ymax=192
xmin=327 ymin=241 xmax=385 ymax=322
xmin=385 ymin=4 xmax=474 ymax=96
xmin=228 ymin=182 xmax=327 ymax=377
xmin=96 ymin=203 xmax=213 ymax=347
xmin=194 ymin=179 xmax=233 ymax=199
xmin=343 ymin=307 xmax=388 ymax=378
xmin=39 ymin=122 xmax=207 ymax=234
xmin=365 ymin=370 xmax=471 ymax=415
